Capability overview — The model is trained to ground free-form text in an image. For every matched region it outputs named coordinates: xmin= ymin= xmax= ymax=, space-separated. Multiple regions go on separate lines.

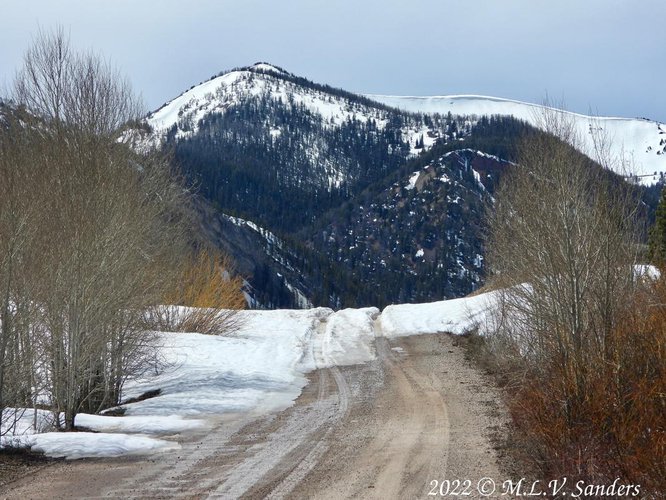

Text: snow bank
xmin=122 ymin=308 xmax=331 ymax=417
xmin=122 ymin=307 xmax=382 ymax=418
xmin=380 ymin=291 xmax=496 ymax=338
xmin=27 ymin=432 xmax=179 ymax=460
xmin=75 ymin=414 xmax=208 ymax=435
xmin=1 ymin=410 xmax=180 ymax=459
xmin=310 ymin=307 xmax=379 ymax=368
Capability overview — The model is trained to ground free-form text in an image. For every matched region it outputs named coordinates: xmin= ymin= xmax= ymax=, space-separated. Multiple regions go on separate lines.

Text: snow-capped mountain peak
xmin=141 ymin=64 xmax=450 ymax=164
xmin=249 ymin=62 xmax=290 ymax=76
xmin=143 ymin=63 xmax=664 ymax=183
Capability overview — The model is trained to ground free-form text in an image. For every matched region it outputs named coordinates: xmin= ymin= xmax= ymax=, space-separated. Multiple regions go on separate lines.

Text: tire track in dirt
xmin=2 ymin=327 xmax=511 ymax=499
xmin=219 ymin=315 xmax=352 ymax=499
xmin=294 ymin=336 xmax=450 ymax=500
xmin=285 ymin=333 xmax=509 ymax=500
xmin=373 ymin=337 xmax=450 ymax=498
xmin=262 ymin=366 xmax=349 ymax=500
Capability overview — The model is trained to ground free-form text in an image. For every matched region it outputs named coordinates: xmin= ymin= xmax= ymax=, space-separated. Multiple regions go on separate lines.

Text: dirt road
xmin=2 ymin=333 xmax=513 ymax=499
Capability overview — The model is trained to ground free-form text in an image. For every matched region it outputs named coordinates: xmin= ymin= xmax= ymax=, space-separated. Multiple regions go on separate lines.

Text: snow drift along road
xmin=1 ymin=294 xmax=494 ymax=459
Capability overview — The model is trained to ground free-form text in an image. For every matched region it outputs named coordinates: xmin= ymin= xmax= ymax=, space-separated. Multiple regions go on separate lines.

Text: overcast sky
xmin=2 ymin=0 xmax=664 ymax=121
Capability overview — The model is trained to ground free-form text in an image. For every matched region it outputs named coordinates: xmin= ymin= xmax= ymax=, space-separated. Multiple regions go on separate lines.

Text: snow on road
xmin=380 ymin=291 xmax=496 ymax=337
xmin=1 ymin=294 xmax=495 ymax=459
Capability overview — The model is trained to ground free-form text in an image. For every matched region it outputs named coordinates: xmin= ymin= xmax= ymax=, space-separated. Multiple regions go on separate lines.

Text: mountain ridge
xmin=135 ymin=64 xmax=662 ymax=308
xmin=368 ymin=93 xmax=666 ymax=182
xmin=142 ymin=62 xmax=665 ymax=183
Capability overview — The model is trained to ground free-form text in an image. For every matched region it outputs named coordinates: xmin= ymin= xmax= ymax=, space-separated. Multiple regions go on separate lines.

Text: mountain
xmin=136 ymin=64 xmax=660 ymax=309
xmin=368 ymin=94 xmax=666 ymax=183
xmin=136 ymin=63 xmax=472 ymax=233
xmin=307 ymin=144 xmax=502 ymax=306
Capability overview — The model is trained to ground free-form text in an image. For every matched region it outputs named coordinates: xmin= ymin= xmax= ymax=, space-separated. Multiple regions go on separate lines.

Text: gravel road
xmin=1 ymin=333 xmax=513 ymax=499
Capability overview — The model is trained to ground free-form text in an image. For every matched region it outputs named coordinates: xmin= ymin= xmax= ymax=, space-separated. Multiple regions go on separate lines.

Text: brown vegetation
xmin=147 ymin=248 xmax=246 ymax=335
xmin=485 ymin=107 xmax=664 ymax=496
xmin=505 ymin=276 xmax=665 ymax=495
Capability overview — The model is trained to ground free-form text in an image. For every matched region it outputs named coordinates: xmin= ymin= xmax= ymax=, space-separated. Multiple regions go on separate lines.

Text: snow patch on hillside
xmin=406 ymin=171 xmax=420 ymax=190
xmin=369 ymin=94 xmax=666 ymax=183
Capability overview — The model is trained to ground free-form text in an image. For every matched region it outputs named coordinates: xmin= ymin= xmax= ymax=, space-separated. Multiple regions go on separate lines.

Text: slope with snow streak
xmin=368 ymin=94 xmax=666 ymax=182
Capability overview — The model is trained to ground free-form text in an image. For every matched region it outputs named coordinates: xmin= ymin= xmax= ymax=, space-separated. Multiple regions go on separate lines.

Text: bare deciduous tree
xmin=2 ymin=29 xmax=192 ymax=430
xmin=0 ymin=107 xmax=50 ymax=435
xmin=484 ymin=106 xmax=666 ymax=491
xmin=1 ymin=28 xmax=246 ymax=433
xmin=486 ymin=106 xmax=640 ymax=410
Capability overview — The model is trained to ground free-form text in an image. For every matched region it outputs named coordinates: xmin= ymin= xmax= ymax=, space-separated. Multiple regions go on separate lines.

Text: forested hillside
xmin=138 ymin=64 xmax=662 ymax=308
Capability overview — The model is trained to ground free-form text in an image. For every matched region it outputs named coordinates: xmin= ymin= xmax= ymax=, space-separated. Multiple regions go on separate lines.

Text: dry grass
xmin=147 ymin=248 xmax=246 ymax=335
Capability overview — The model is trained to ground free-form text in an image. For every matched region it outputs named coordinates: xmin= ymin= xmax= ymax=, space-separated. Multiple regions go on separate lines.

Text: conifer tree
xmin=649 ymin=185 xmax=666 ymax=265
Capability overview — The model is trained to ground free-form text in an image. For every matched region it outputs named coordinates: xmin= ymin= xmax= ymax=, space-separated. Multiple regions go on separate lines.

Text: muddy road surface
xmin=2 ymin=334 xmax=513 ymax=499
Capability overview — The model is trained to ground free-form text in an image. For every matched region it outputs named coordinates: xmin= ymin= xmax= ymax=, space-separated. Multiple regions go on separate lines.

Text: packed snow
xmin=309 ymin=307 xmax=379 ymax=368
xmin=25 ymin=433 xmax=180 ymax=460
xmin=0 ymin=296 xmax=500 ymax=459
xmin=75 ymin=414 xmax=209 ymax=435
xmin=121 ymin=309 xmax=331 ymax=417
xmin=368 ymin=94 xmax=666 ymax=183
xmin=1 ymin=409 xmax=181 ymax=459
xmin=380 ymin=292 xmax=496 ymax=337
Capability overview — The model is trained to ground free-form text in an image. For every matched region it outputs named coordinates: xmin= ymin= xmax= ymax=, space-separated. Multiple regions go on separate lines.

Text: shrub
xmin=502 ymin=276 xmax=665 ymax=495
xmin=147 ymin=248 xmax=246 ymax=335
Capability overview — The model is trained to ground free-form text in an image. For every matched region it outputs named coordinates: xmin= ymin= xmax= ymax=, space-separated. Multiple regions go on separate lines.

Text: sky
xmin=1 ymin=0 xmax=664 ymax=122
